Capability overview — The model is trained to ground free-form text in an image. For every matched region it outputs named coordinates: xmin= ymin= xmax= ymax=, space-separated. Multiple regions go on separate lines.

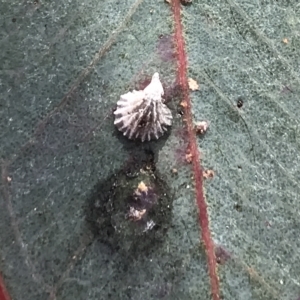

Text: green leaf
xmin=0 ymin=0 xmax=299 ymax=300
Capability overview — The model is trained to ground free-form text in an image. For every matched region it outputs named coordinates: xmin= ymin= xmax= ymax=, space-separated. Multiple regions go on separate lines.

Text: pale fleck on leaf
xmin=282 ymin=38 xmax=289 ymax=44
xmin=188 ymin=77 xmax=199 ymax=91
xmin=171 ymin=168 xmax=178 ymax=174
xmin=180 ymin=100 xmax=188 ymax=108
xmin=194 ymin=121 xmax=209 ymax=134
xmin=203 ymin=169 xmax=215 ymax=179
xmin=185 ymin=152 xmax=193 ymax=163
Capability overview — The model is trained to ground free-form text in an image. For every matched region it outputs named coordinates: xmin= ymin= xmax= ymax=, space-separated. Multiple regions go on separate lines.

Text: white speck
xmin=143 ymin=220 xmax=155 ymax=232
xmin=195 ymin=121 xmax=209 ymax=134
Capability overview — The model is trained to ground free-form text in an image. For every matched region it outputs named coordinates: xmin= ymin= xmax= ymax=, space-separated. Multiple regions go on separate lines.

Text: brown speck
xmin=195 ymin=121 xmax=209 ymax=135
xmin=203 ymin=169 xmax=215 ymax=179
xmin=180 ymin=101 xmax=187 ymax=108
xmin=282 ymin=38 xmax=289 ymax=44
xmin=188 ymin=78 xmax=199 ymax=91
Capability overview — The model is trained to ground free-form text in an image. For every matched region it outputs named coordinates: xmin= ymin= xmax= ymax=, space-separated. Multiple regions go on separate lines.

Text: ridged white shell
xmin=114 ymin=73 xmax=172 ymax=142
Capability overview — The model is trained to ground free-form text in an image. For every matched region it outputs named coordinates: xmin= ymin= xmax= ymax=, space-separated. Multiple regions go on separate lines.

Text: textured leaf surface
xmin=1 ymin=0 xmax=300 ymax=300
xmin=186 ymin=1 xmax=300 ymax=299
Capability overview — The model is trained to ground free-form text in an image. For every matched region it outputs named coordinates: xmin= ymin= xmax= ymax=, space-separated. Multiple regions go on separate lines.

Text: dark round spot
xmin=234 ymin=203 xmax=242 ymax=212
xmin=12 ymin=18 xmax=16 ymax=23
xmin=236 ymin=97 xmax=243 ymax=108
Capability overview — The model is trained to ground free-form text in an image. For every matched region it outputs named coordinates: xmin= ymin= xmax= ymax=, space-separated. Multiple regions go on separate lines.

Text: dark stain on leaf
xmin=86 ymin=149 xmax=173 ymax=258
xmin=215 ymin=246 xmax=232 ymax=265
xmin=157 ymin=34 xmax=175 ymax=62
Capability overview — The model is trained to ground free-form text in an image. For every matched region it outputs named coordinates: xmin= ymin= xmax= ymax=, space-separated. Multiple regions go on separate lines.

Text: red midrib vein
xmin=0 ymin=273 xmax=11 ymax=300
xmin=171 ymin=1 xmax=220 ymax=299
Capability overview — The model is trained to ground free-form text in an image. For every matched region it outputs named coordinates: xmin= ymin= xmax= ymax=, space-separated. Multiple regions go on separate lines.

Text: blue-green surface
xmin=1 ymin=0 xmax=300 ymax=299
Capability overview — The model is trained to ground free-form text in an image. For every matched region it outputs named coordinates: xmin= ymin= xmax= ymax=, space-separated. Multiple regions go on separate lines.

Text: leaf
xmin=1 ymin=0 xmax=300 ymax=300
xmin=184 ymin=0 xmax=300 ymax=299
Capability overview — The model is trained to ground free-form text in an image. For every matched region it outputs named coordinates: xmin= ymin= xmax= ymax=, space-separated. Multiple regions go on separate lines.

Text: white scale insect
xmin=114 ymin=73 xmax=172 ymax=142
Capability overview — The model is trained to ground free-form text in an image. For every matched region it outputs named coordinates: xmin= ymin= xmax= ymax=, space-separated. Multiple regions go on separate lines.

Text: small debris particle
xmin=236 ymin=97 xmax=243 ymax=108
xmin=172 ymin=168 xmax=178 ymax=175
xmin=195 ymin=121 xmax=209 ymax=134
xmin=180 ymin=100 xmax=187 ymax=108
xmin=188 ymin=78 xmax=199 ymax=91
xmin=282 ymin=38 xmax=288 ymax=44
xmin=137 ymin=181 xmax=148 ymax=193
xmin=203 ymin=169 xmax=215 ymax=179
xmin=185 ymin=152 xmax=193 ymax=163
xmin=180 ymin=0 xmax=192 ymax=5
xmin=7 ymin=176 xmax=12 ymax=183
xmin=165 ymin=0 xmax=171 ymax=3
xmin=127 ymin=207 xmax=147 ymax=221
xmin=143 ymin=220 xmax=155 ymax=232
xmin=12 ymin=18 xmax=16 ymax=23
